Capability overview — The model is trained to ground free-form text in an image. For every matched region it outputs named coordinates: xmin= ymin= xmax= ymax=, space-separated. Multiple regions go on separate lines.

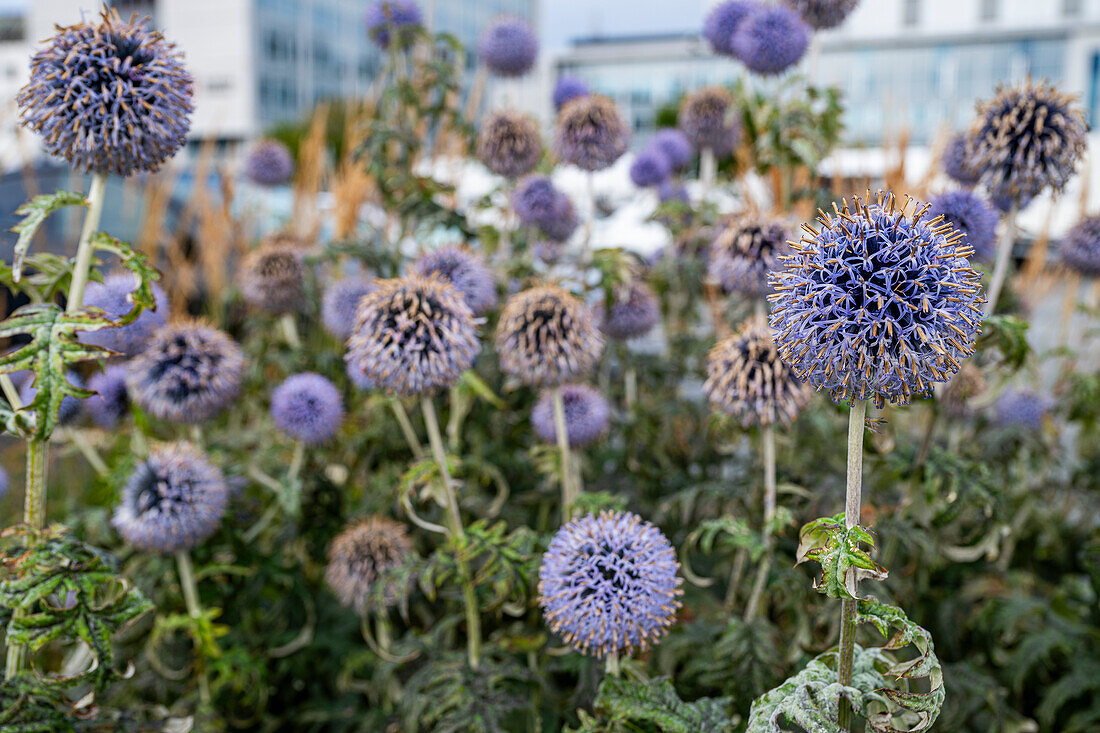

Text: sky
xmin=541 ymin=0 xmax=706 ymax=51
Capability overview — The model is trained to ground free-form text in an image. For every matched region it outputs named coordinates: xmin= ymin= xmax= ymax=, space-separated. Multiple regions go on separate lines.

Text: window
xmin=903 ymin=0 xmax=920 ymax=26
xmin=1063 ymin=0 xmax=1083 ymax=17
xmin=979 ymin=0 xmax=998 ymax=21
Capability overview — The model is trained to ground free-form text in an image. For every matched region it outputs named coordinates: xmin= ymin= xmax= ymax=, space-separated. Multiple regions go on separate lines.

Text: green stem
xmin=67 ymin=173 xmax=108 ymax=313
xmin=605 ymin=652 xmax=621 ymax=678
xmin=420 ymin=397 xmax=482 ymax=670
xmin=984 ymin=205 xmax=1017 ymax=318
xmin=280 ymin=312 xmax=301 ymax=349
xmin=744 ymin=423 xmax=776 ymax=622
xmin=175 ymin=550 xmax=212 ymax=707
xmin=4 ymin=438 xmax=49 ymax=679
xmin=68 ymin=429 xmax=108 ymax=477
xmin=837 ymin=399 xmax=867 ymax=730
xmin=552 ymin=386 xmax=578 ymax=522
xmin=389 ymin=399 xmax=425 ymax=459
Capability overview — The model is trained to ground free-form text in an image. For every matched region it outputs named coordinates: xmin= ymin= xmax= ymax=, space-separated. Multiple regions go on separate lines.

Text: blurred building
xmin=555 ymin=0 xmax=1100 ymax=146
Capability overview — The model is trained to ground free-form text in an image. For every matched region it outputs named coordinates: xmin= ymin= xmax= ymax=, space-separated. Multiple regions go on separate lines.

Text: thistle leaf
xmin=10 ymin=191 xmax=86 ymax=283
xmin=570 ymin=676 xmax=732 ymax=733
xmin=797 ymin=513 xmax=888 ymax=600
xmin=90 ymin=232 xmax=162 ymax=326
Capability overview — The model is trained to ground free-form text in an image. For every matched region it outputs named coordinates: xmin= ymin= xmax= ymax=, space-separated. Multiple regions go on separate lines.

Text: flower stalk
xmin=984 ymin=205 xmax=1017 ymax=318
xmin=67 ymin=172 xmax=108 ymax=313
xmin=552 ymin=386 xmax=578 ymax=521
xmin=837 ymin=399 xmax=867 ymax=730
xmin=175 ymin=549 xmax=212 ymax=707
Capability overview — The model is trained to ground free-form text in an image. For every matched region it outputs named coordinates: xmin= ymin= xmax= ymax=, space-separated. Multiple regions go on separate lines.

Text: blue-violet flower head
xmin=271 ymin=373 xmax=344 ymax=445
xmin=410 ymin=245 xmax=498 ymax=316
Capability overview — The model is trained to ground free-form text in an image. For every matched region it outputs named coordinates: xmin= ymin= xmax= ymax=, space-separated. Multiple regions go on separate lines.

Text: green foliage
xmin=570 ymin=676 xmax=733 ymax=733
xmin=977 ymin=315 xmax=1031 ymax=371
xmin=735 ymin=76 xmax=844 ymax=173
xmin=400 ymin=652 xmax=538 ymax=732
xmin=421 ymin=520 xmax=541 ymax=611
xmin=88 ymin=233 xmax=161 ymax=326
xmin=9 ymin=191 xmax=86 ymax=284
xmin=0 ymin=676 xmax=75 ymax=733
xmin=797 ymin=514 xmax=887 ymax=600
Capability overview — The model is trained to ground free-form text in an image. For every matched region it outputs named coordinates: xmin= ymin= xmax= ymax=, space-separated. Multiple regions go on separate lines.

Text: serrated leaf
xmin=90 ymin=232 xmax=162 ymax=326
xmin=10 ymin=191 xmax=86 ymax=283
xmin=797 ymin=514 xmax=887 ymax=600
xmin=577 ymin=676 xmax=733 ymax=733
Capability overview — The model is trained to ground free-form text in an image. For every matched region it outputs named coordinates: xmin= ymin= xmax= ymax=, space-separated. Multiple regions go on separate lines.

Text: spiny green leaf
xmin=10 ymin=191 xmax=86 ymax=283
xmin=797 ymin=514 xmax=887 ymax=600
xmin=573 ymin=676 xmax=732 ymax=733
xmin=90 ymin=232 xmax=162 ymax=326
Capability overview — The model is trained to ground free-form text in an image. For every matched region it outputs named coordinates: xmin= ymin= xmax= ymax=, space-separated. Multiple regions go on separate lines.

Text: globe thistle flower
xmin=782 ymin=0 xmax=859 ymax=30
xmin=346 ymin=358 xmax=375 ymax=391
xmin=538 ymin=511 xmax=682 ymax=659
xmin=496 ymin=285 xmax=604 ymax=387
xmin=365 ymin=1 xmax=422 ymax=49
xmin=769 ymin=191 xmax=985 ymax=407
xmin=475 ymin=109 xmax=542 ymax=179
xmin=244 ymin=139 xmax=294 ymax=186
xmin=994 ymin=389 xmax=1053 ymax=430
xmin=731 ymin=5 xmax=811 ymax=76
xmin=554 ymin=95 xmax=630 ymax=172
xmin=239 ymin=242 xmax=307 ymax=314
xmin=80 ymin=274 xmax=169 ymax=358
xmin=704 ymin=320 xmax=811 ymax=427
xmin=531 ymin=384 xmax=610 ymax=448
xmin=927 ymin=190 xmax=999 ymax=261
xmin=477 ymin=17 xmax=538 ymax=78
xmin=321 ymin=275 xmax=377 ymax=340
xmin=553 ymin=74 xmax=590 ymax=111
xmin=513 ymin=176 xmax=579 ymax=242
xmin=127 ymin=323 xmax=245 ymax=423
xmin=18 ymin=8 xmax=193 ymax=177
xmin=597 ymin=281 xmax=660 ymax=340
xmin=346 ymin=276 xmax=480 ymax=397
xmin=326 ymin=517 xmax=413 ymax=611
xmin=679 ymin=87 xmax=740 ymax=155
xmin=703 ymin=0 xmax=759 ymax=56
xmin=709 ymin=214 xmax=792 ymax=296
xmin=650 ymin=129 xmax=694 ymax=172
xmin=971 ymin=80 xmax=1087 ymax=208
xmin=270 ymin=373 xmax=344 ymax=446
xmin=86 ymin=365 xmax=130 ymax=429
xmin=629 ymin=149 xmax=672 ymax=188
xmin=410 ymin=246 xmax=498 ymax=316
xmin=112 ymin=442 xmax=227 ymax=554
xmin=942 ymin=132 xmax=980 ymax=188
xmin=20 ymin=371 xmax=83 ymax=425
xmin=1059 ymin=215 xmax=1100 ymax=276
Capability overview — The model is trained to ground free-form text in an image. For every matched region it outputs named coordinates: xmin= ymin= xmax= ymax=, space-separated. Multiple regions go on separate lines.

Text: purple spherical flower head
xmin=538 ymin=510 xmax=683 ymax=659
xmin=927 ymin=190 xmax=999 ymax=262
xmin=554 ymin=95 xmax=630 ymax=172
xmin=113 ymin=442 xmax=227 ymax=554
xmin=476 ymin=109 xmax=542 ymax=179
xmin=659 ymin=181 xmax=690 ymax=205
xmin=271 ymin=373 xmax=344 ymax=446
xmin=346 ymin=358 xmax=375 ymax=391
xmin=478 ymin=17 xmax=538 ymax=78
xmin=245 ymin=139 xmax=295 ymax=186
xmin=630 ymin=148 xmax=672 ymax=188
xmin=531 ymin=384 xmax=610 ymax=448
xmin=598 ymin=281 xmax=660 ymax=340
xmin=971 ymin=80 xmax=1087 ymax=209
xmin=783 ymin=0 xmax=860 ymax=30
xmin=994 ymin=390 xmax=1053 ymax=430
xmin=80 ymin=274 xmax=169 ymax=358
xmin=239 ymin=242 xmax=307 ymax=314
xmin=346 ymin=276 xmax=481 ymax=397
xmin=127 ymin=322 xmax=246 ymax=423
xmin=20 ymin=371 xmax=83 ymax=425
xmin=1060 ymin=215 xmax=1100 ymax=276
xmin=769 ymin=191 xmax=985 ymax=407
xmin=531 ymin=239 xmax=565 ymax=264
xmin=365 ymin=1 xmax=423 ymax=49
xmin=326 ymin=517 xmax=413 ymax=611
xmin=942 ymin=132 xmax=980 ymax=188
xmin=545 ymin=192 xmax=580 ymax=242
xmin=709 ymin=214 xmax=792 ymax=297
xmin=497 ymin=285 xmax=604 ymax=387
xmin=87 ymin=365 xmax=130 ymax=429
xmin=554 ymin=74 xmax=590 ymax=111
xmin=322 ymin=275 xmax=377 ymax=340
xmin=513 ymin=176 xmax=579 ymax=242
xmin=680 ymin=88 xmax=740 ymax=155
xmin=704 ymin=1 xmax=759 ymax=56
xmin=731 ymin=4 xmax=811 ymax=76
xmin=19 ymin=8 xmax=193 ymax=176
xmin=650 ymin=129 xmax=693 ymax=172
xmin=410 ymin=246 xmax=498 ymax=316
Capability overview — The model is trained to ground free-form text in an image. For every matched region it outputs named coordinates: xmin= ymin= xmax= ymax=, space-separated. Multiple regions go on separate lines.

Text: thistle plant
xmin=680 ymin=87 xmax=739 ymax=188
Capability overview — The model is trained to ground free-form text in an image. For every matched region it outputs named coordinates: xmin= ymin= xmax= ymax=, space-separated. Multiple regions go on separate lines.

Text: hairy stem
xmin=4 ymin=438 xmax=49 ymax=679
xmin=552 ymin=386 xmax=578 ymax=522
xmin=984 ymin=206 xmax=1017 ymax=318
xmin=175 ymin=550 xmax=212 ymax=707
xmin=605 ymin=652 xmax=621 ymax=678
xmin=837 ymin=399 xmax=867 ymax=730
xmin=744 ymin=423 xmax=777 ymax=621
xmin=420 ymin=397 xmax=482 ymax=670
xmin=67 ymin=173 xmax=109 ymax=313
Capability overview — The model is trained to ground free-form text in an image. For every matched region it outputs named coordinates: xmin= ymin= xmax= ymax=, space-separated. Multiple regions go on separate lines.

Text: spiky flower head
xmin=679 ymin=87 xmax=740 ymax=155
xmin=244 ymin=139 xmax=294 ymax=186
xmin=325 ymin=517 xmax=413 ymax=611
xmin=629 ymin=148 xmax=671 ymax=188
xmin=113 ymin=442 xmax=227 ymax=553
xmin=732 ymin=5 xmax=810 ymax=76
xmin=365 ymin=1 xmax=422 ymax=49
xmin=971 ymin=80 xmax=1087 ymax=208
xmin=80 ymin=273 xmax=169 ymax=358
xmin=942 ymin=132 xmax=980 ymax=187
xmin=597 ymin=281 xmax=660 ymax=340
xmin=704 ymin=319 xmax=810 ymax=427
xmin=87 ymin=365 xmax=130 ymax=429
xmin=994 ymin=389 xmax=1053 ymax=430
xmin=1059 ymin=215 xmax=1100 ymax=276
xmin=476 ymin=109 xmax=542 ymax=179
xmin=478 ymin=17 xmax=538 ymax=78
xmin=19 ymin=8 xmax=193 ymax=176
xmin=650 ymin=129 xmax=694 ymax=172
xmin=927 ymin=190 xmax=999 ymax=261
xmin=496 ymin=285 xmax=604 ymax=387
xmin=410 ymin=246 xmax=498 ymax=316
xmin=531 ymin=383 xmax=610 ymax=448
xmin=553 ymin=74 xmax=590 ymax=111
xmin=239 ymin=242 xmax=307 ymax=314
xmin=538 ymin=511 xmax=682 ymax=659
xmin=782 ymin=0 xmax=859 ymax=30
xmin=554 ymin=95 xmax=630 ymax=172
xmin=321 ymin=275 xmax=377 ymax=340
xmin=513 ymin=176 xmax=579 ymax=242
xmin=346 ymin=276 xmax=480 ymax=396
xmin=704 ymin=1 xmax=759 ymax=56
xmin=709 ymin=214 xmax=792 ymax=296
xmin=271 ymin=373 xmax=344 ymax=446
xmin=127 ymin=322 xmax=245 ymax=423
xmin=20 ymin=371 xmax=83 ymax=425
xmin=769 ymin=191 xmax=985 ymax=407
